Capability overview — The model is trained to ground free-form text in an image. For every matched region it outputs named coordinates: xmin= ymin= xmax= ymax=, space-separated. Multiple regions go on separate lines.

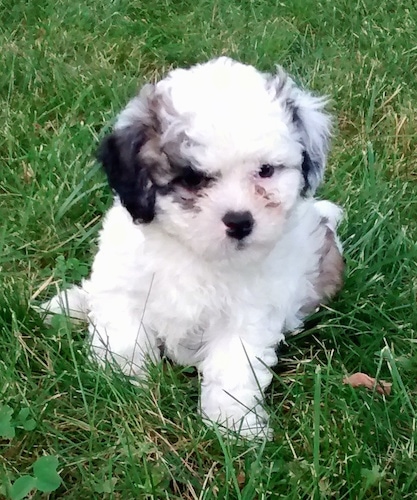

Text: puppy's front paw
xmin=201 ymin=404 xmax=273 ymax=441
xmin=229 ymin=411 xmax=273 ymax=441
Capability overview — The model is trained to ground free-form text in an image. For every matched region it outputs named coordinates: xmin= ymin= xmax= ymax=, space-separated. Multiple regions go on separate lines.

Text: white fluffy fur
xmin=41 ymin=58 xmax=343 ymax=439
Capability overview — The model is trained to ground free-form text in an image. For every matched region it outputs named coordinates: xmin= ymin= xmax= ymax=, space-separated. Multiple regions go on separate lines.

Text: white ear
xmin=270 ymin=69 xmax=332 ymax=195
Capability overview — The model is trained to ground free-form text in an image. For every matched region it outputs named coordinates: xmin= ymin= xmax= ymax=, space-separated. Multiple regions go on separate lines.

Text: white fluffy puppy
xmin=43 ymin=57 xmax=344 ymax=439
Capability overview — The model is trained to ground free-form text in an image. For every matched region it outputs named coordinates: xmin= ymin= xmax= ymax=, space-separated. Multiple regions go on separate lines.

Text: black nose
xmin=222 ymin=211 xmax=254 ymax=240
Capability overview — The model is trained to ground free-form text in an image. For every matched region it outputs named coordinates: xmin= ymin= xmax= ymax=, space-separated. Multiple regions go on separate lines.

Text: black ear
xmin=97 ymin=127 xmax=156 ymax=223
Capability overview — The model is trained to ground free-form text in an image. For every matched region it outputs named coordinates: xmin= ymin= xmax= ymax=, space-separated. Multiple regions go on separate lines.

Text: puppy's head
xmin=98 ymin=57 xmax=331 ymax=261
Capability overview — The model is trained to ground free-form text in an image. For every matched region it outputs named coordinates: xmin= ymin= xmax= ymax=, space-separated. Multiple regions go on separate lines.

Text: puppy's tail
xmin=314 ymin=200 xmax=344 ymax=253
xmin=314 ymin=200 xmax=343 ymax=231
xmin=36 ymin=286 xmax=89 ymax=324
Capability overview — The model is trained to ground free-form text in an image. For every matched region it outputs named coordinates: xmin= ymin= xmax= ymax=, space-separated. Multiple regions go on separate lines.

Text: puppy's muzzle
xmin=222 ymin=211 xmax=254 ymax=240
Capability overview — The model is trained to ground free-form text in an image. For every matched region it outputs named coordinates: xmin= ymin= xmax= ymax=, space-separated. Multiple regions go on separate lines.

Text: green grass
xmin=1 ymin=0 xmax=417 ymax=497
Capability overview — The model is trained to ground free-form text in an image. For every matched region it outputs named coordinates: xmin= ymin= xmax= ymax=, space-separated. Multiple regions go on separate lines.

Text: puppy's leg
xmin=80 ymin=204 xmax=161 ymax=377
xmin=87 ymin=290 xmax=160 ymax=378
xmin=198 ymin=334 xmax=278 ymax=440
xmin=39 ymin=286 xmax=88 ymax=324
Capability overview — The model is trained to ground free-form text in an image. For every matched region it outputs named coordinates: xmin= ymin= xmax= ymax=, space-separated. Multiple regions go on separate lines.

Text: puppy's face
xmin=98 ymin=58 xmax=331 ymax=262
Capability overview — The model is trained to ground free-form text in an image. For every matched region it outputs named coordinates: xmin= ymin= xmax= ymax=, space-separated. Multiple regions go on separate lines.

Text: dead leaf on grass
xmin=343 ymin=372 xmax=392 ymax=395
xmin=237 ymin=471 xmax=246 ymax=488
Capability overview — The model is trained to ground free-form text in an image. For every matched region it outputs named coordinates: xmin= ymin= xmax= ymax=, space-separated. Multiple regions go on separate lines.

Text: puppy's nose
xmin=222 ymin=211 xmax=254 ymax=240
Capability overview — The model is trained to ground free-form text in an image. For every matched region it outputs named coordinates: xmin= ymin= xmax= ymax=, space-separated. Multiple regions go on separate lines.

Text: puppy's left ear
xmin=272 ymin=70 xmax=332 ymax=196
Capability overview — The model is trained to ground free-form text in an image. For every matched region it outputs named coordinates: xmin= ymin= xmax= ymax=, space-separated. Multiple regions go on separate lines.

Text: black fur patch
xmin=286 ymin=100 xmax=315 ymax=195
xmin=97 ymin=128 xmax=156 ymax=223
xmin=286 ymin=98 xmax=301 ymax=126
xmin=288 ymin=98 xmax=323 ymax=196
xmin=301 ymin=150 xmax=318 ymax=197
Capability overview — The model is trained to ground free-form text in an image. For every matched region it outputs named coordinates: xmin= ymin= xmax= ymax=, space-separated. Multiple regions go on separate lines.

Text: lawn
xmin=1 ymin=0 xmax=417 ymax=498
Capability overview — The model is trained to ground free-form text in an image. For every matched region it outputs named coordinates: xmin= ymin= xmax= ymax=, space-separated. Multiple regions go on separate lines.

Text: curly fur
xmin=41 ymin=57 xmax=344 ymax=439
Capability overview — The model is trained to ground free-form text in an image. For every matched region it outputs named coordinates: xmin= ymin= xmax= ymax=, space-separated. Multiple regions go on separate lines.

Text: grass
xmin=1 ymin=0 xmax=417 ymax=497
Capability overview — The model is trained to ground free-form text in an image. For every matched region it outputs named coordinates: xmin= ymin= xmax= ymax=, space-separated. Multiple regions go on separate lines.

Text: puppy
xmin=42 ymin=57 xmax=344 ymax=439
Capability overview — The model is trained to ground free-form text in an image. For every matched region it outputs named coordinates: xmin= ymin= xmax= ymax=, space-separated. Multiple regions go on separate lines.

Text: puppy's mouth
xmin=222 ymin=237 xmax=251 ymax=255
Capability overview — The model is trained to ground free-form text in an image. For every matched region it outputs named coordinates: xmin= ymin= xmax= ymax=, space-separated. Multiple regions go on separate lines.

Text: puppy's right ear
xmin=97 ymin=87 xmax=157 ymax=223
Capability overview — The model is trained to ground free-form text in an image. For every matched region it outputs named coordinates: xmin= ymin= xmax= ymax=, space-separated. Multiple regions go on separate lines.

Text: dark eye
xmin=175 ymin=167 xmax=211 ymax=190
xmin=258 ymin=164 xmax=275 ymax=178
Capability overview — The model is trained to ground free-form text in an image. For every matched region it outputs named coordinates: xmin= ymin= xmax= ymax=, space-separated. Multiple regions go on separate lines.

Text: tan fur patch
xmin=255 ymin=184 xmax=267 ymax=197
xmin=255 ymin=184 xmax=280 ymax=208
